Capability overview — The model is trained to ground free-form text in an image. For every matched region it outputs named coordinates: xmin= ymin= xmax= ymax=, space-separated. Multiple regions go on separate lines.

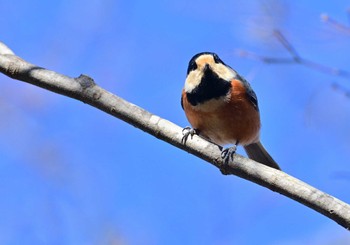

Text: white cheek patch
xmin=212 ymin=63 xmax=236 ymax=81
xmin=184 ymin=70 xmax=203 ymax=93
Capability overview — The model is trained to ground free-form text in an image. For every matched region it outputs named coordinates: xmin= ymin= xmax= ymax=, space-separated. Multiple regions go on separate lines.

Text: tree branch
xmin=321 ymin=13 xmax=350 ymax=35
xmin=237 ymin=29 xmax=350 ymax=79
xmin=0 ymin=42 xmax=349 ymax=230
xmin=237 ymin=29 xmax=350 ymax=97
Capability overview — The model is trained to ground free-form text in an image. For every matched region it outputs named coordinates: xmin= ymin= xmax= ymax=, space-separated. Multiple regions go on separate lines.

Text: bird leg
xmin=221 ymin=141 xmax=239 ymax=165
xmin=181 ymin=126 xmax=197 ymax=144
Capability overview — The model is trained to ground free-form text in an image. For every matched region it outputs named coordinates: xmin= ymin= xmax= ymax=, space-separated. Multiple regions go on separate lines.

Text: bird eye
xmin=213 ymin=54 xmax=221 ymax=64
xmin=187 ymin=60 xmax=198 ymax=74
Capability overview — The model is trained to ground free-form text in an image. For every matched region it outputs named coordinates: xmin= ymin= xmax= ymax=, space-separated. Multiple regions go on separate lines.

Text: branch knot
xmin=75 ymin=74 xmax=95 ymax=89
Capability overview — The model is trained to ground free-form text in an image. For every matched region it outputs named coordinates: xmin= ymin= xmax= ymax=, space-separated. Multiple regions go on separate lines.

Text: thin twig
xmin=273 ymin=30 xmax=301 ymax=61
xmin=302 ymin=59 xmax=350 ymax=78
xmin=330 ymin=171 xmax=350 ymax=181
xmin=321 ymin=14 xmax=350 ymax=35
xmin=0 ymin=42 xmax=350 ymax=230
xmin=237 ymin=30 xmax=350 ymax=80
xmin=331 ymin=82 xmax=350 ymax=98
xmin=237 ymin=50 xmax=295 ymax=64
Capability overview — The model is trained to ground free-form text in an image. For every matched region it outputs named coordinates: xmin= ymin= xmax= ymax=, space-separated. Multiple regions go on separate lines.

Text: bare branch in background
xmin=331 ymin=83 xmax=350 ymax=98
xmin=321 ymin=13 xmax=350 ymax=35
xmin=273 ymin=30 xmax=301 ymax=61
xmin=238 ymin=29 xmax=350 ymax=79
xmin=237 ymin=29 xmax=350 ymax=96
xmin=330 ymin=171 xmax=350 ymax=181
xmin=0 ymin=42 xmax=350 ymax=230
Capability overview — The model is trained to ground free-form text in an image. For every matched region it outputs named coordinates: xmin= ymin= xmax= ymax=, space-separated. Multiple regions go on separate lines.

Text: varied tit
xmin=181 ymin=52 xmax=280 ymax=170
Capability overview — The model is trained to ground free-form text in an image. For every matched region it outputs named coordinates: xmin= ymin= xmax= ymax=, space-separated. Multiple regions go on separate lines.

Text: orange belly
xmin=182 ymin=80 xmax=260 ymax=146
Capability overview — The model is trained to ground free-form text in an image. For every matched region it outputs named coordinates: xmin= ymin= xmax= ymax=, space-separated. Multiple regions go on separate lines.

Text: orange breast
xmin=182 ymin=79 xmax=261 ymax=146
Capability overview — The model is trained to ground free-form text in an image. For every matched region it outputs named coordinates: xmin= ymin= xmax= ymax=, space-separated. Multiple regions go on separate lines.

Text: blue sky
xmin=1 ymin=0 xmax=350 ymax=244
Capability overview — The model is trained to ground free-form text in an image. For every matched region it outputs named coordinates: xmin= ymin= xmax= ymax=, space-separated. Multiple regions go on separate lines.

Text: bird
xmin=181 ymin=52 xmax=280 ymax=170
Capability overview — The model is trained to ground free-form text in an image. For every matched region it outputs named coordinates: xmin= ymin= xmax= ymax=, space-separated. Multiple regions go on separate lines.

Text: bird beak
xmin=204 ymin=64 xmax=210 ymax=71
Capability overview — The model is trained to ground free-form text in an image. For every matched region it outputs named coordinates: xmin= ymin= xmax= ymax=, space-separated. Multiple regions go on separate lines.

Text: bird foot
xmin=221 ymin=145 xmax=237 ymax=165
xmin=181 ymin=127 xmax=196 ymax=144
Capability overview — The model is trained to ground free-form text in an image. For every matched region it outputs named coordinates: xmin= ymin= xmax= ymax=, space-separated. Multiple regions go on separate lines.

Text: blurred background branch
xmin=321 ymin=12 xmax=350 ymax=35
xmin=237 ymin=29 xmax=350 ymax=79
xmin=237 ymin=27 xmax=350 ymax=102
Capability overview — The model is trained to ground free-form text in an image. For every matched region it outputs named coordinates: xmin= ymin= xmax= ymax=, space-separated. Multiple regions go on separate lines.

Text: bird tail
xmin=243 ymin=141 xmax=281 ymax=170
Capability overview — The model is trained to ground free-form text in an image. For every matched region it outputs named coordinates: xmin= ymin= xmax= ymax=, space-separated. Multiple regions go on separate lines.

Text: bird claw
xmin=221 ymin=145 xmax=237 ymax=165
xmin=181 ymin=126 xmax=196 ymax=144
